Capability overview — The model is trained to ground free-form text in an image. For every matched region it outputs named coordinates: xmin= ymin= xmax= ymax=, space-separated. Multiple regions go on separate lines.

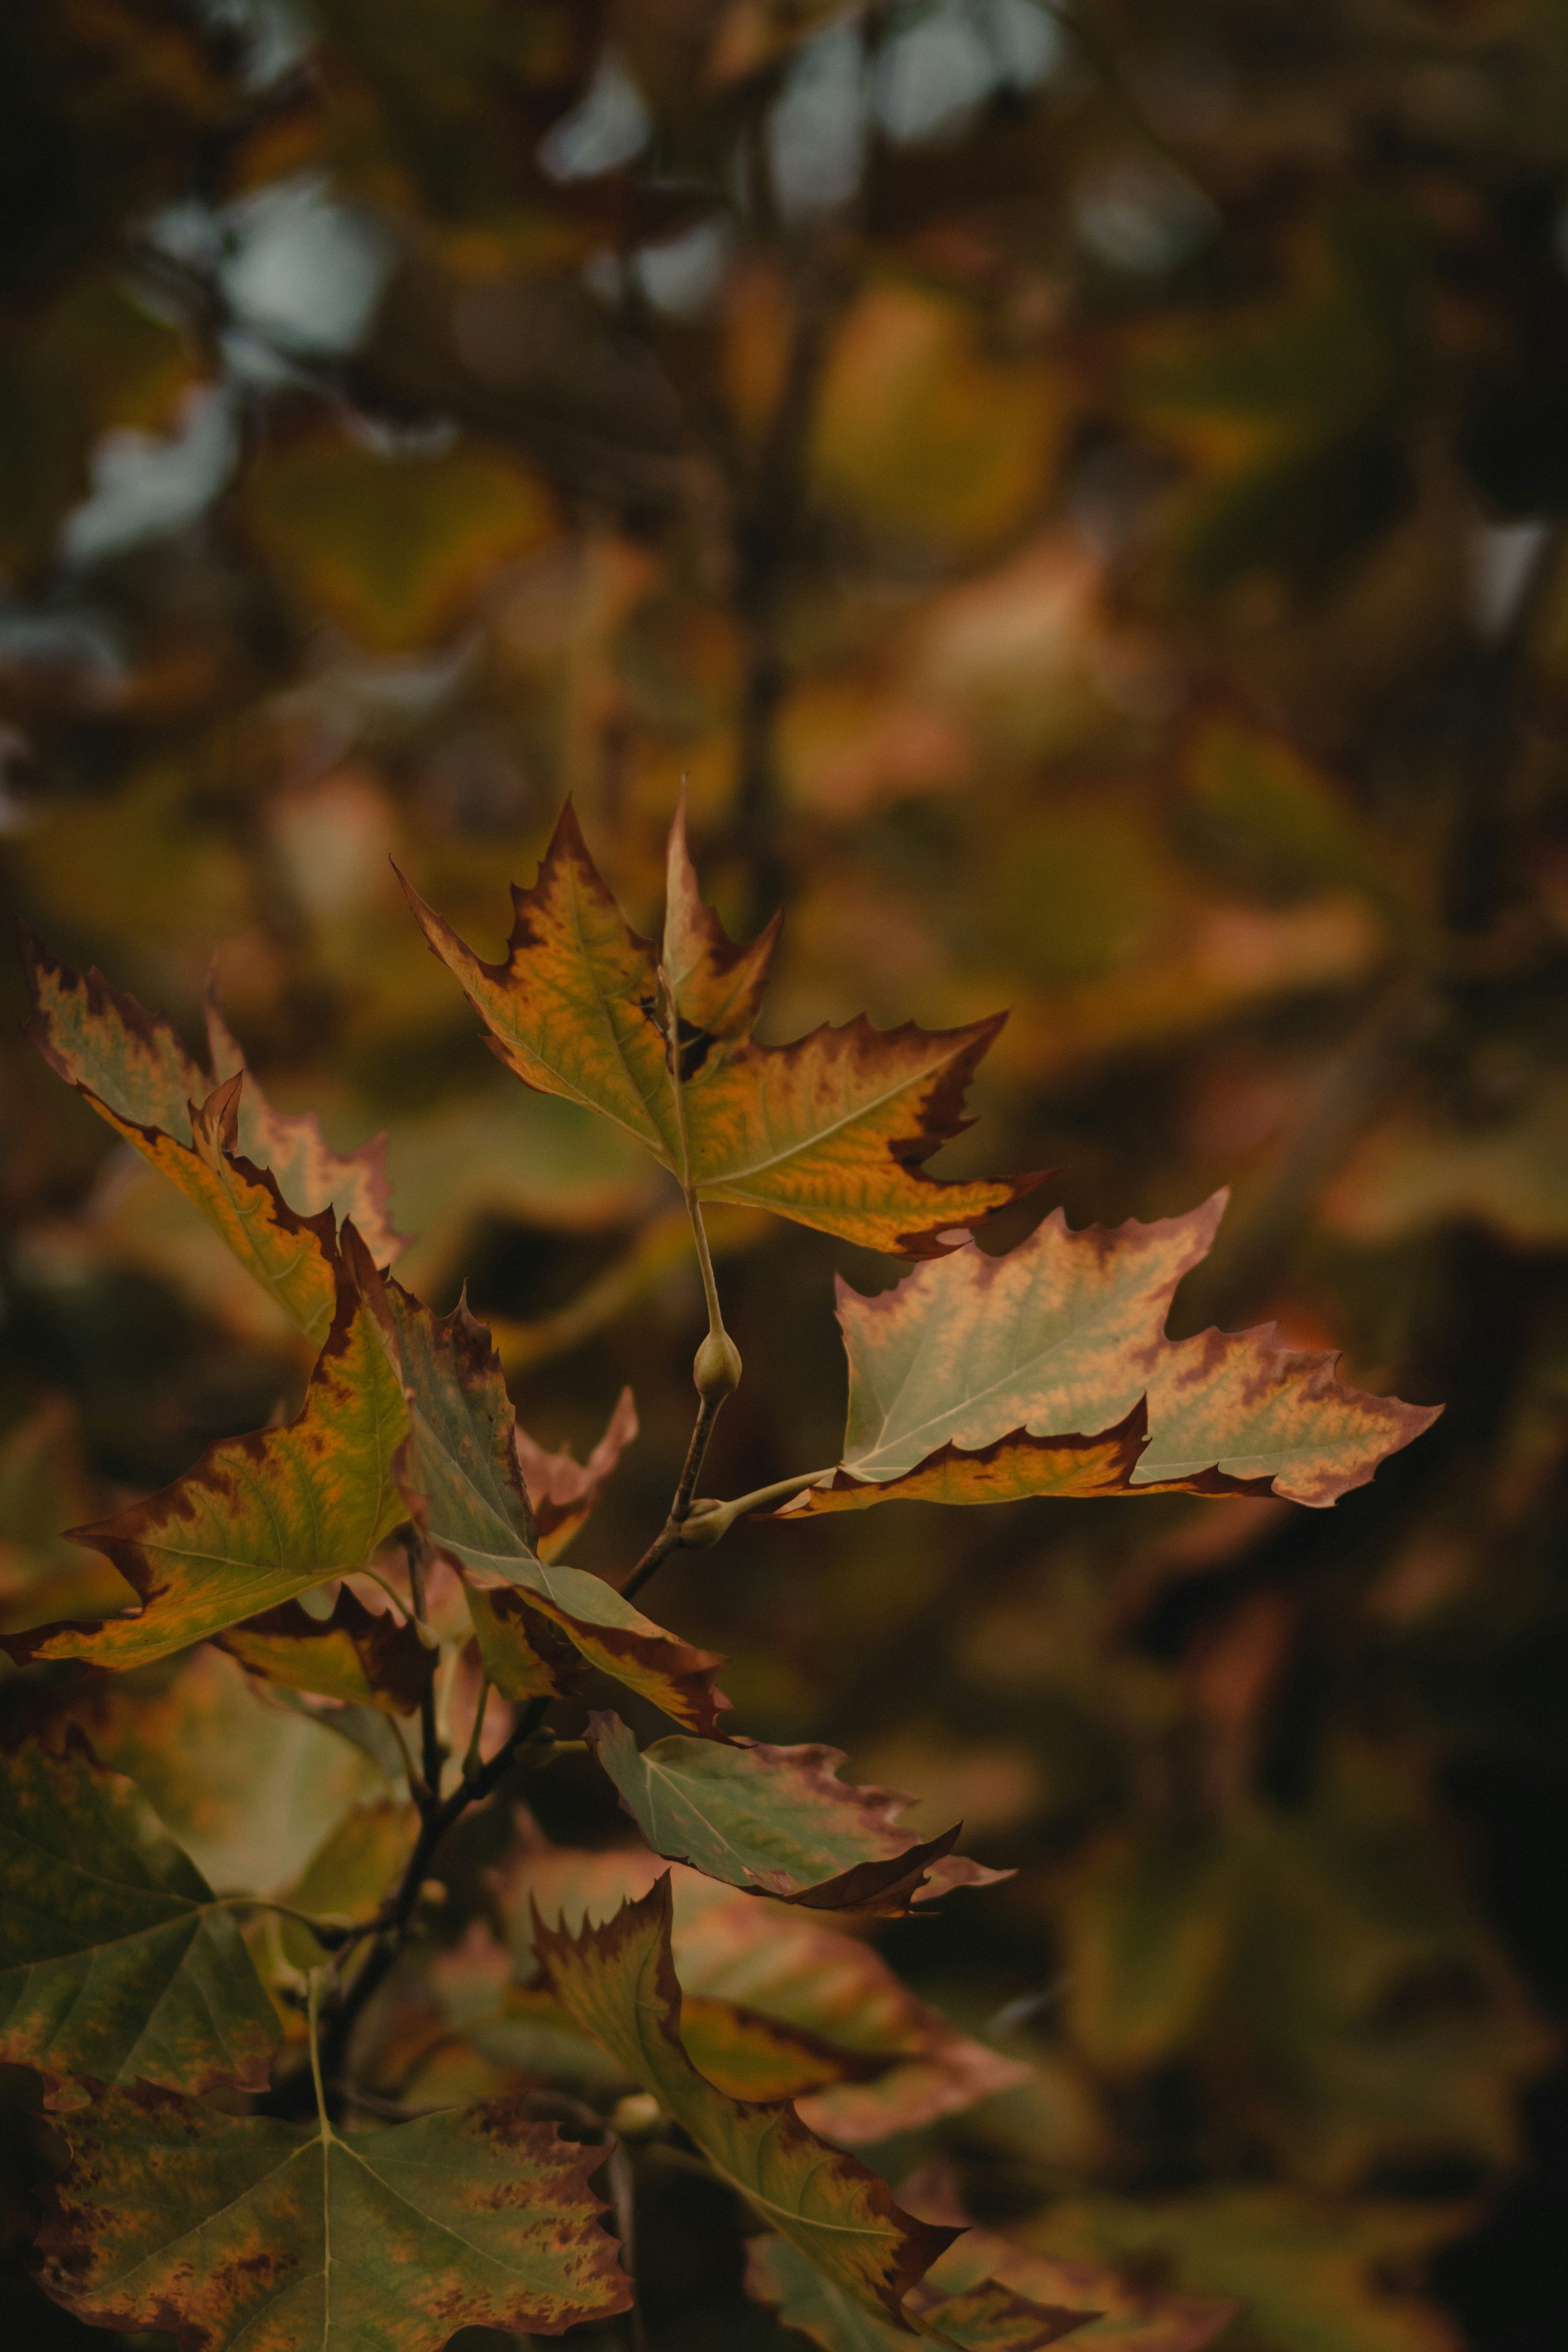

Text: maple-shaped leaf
xmin=3 ymin=1275 xmax=411 ymax=1674
xmin=35 ymin=2081 xmax=632 ymax=2349
xmin=343 ymin=1233 xmax=728 ymax=1734
xmin=398 ymin=801 xmax=1040 ymax=1256
xmin=0 ymin=1732 xmax=277 ymax=2104
xmin=203 ymin=983 xmax=406 ymax=1265
xmin=516 ymin=1384 xmax=639 ymax=1561
xmin=780 ymin=1194 xmax=1438 ymax=1517
xmin=508 ymin=1849 xmax=1025 ymax=2148
xmin=533 ymin=1874 xmax=958 ymax=2320
xmin=586 ymin=1712 xmax=1008 ymax=1914
xmin=215 ymin=1586 xmax=434 ymax=1716
xmin=22 ymin=935 xmax=402 ymax=1344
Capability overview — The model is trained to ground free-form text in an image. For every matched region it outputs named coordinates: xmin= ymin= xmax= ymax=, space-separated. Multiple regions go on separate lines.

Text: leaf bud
xmin=692 ymin=1327 xmax=742 ymax=1402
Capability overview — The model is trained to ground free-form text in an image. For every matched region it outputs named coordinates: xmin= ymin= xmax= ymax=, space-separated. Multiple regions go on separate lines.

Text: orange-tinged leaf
xmin=516 ymin=1383 xmax=639 ymax=1561
xmin=466 ymin=1576 xmax=729 ymax=1735
xmin=400 ymin=803 xmax=1041 ymax=1256
xmin=22 ymin=935 xmax=401 ymax=1345
xmin=502 ymin=1850 xmax=1026 ymax=2147
xmin=781 ymin=1194 xmax=1438 ymax=1516
xmin=204 ymin=986 xmax=406 ymax=1269
xmin=342 ymin=1234 xmax=729 ymax=1733
xmin=35 ymin=2082 xmax=632 ymax=2349
xmin=0 ymin=1731 xmax=277 ymax=2104
xmin=2 ymin=1278 xmax=411 ymax=1674
xmin=586 ymin=1711 xmax=1007 ymax=1913
xmin=533 ymin=1874 xmax=958 ymax=2322
xmin=215 ymin=1586 xmax=434 ymax=1715
xmin=681 ymin=1994 xmax=890 ymax=2104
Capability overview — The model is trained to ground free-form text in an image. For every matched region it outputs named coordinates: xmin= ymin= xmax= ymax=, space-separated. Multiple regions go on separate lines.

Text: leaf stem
xmin=216 ymin=1897 xmax=376 ymax=1953
xmin=317 ymin=1692 xmax=554 ymax=2086
xmin=618 ymin=1465 xmax=830 ymax=1602
xmin=307 ymin=1970 xmax=334 ymax=2144
xmin=461 ymin=1675 xmax=491 ymax=1778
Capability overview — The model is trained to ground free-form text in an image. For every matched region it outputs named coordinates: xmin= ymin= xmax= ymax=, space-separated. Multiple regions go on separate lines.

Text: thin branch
xmin=460 ymin=1676 xmax=491 ymax=1780
xmin=317 ymin=1693 xmax=554 ymax=2086
xmin=619 ymin=1392 xmax=727 ymax=1603
xmin=401 ymin=1527 xmax=445 ymax=1811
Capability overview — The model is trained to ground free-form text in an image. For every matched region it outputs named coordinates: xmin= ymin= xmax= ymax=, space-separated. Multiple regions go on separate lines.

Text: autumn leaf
xmin=35 ymin=2081 xmax=632 ymax=2349
xmin=343 ymin=1233 xmax=728 ymax=1733
xmin=504 ymin=1848 xmax=1026 ymax=2149
xmin=215 ymin=1585 xmax=434 ymax=1715
xmin=203 ymin=983 xmax=406 ymax=1268
xmin=3 ymin=1275 xmax=411 ymax=1674
xmin=745 ymin=2167 xmax=1232 ymax=2352
xmin=0 ymin=1732 xmax=277 ymax=2103
xmin=22 ymin=934 xmax=402 ymax=1346
xmin=516 ymin=1383 xmax=639 ymax=1560
xmin=398 ymin=800 xmax=1040 ymax=1256
xmin=746 ymin=2229 xmax=1096 ymax=2352
xmin=533 ymin=1873 xmax=959 ymax=2319
xmin=585 ymin=1711 xmax=1009 ymax=1914
xmin=779 ymin=1193 xmax=1438 ymax=1516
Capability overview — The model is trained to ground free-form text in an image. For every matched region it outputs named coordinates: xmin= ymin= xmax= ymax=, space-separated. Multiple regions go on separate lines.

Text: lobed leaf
xmin=780 ymin=1194 xmax=1438 ymax=1517
xmin=533 ymin=1873 xmax=959 ymax=2320
xmin=204 ymin=986 xmax=406 ymax=1267
xmin=3 ymin=1277 xmax=411 ymax=1674
xmin=515 ymin=1382 xmax=639 ymax=1561
xmin=214 ymin=1586 xmax=434 ymax=1715
xmin=0 ymin=1732 xmax=276 ymax=2103
xmin=35 ymin=2081 xmax=632 ymax=2349
xmin=400 ymin=802 xmax=1040 ymax=1256
xmin=23 ymin=935 xmax=402 ymax=1346
xmin=586 ymin=1711 xmax=1007 ymax=1913
xmin=343 ymin=1234 xmax=729 ymax=1733
xmin=506 ymin=1849 xmax=1026 ymax=2148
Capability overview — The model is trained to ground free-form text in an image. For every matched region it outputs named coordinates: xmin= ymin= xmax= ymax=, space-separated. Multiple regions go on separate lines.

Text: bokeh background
xmin=4 ymin=3 xmax=1568 ymax=2347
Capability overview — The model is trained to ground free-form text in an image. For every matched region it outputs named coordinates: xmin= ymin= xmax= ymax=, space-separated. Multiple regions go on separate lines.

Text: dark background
xmin=4 ymin=5 xmax=1568 ymax=2347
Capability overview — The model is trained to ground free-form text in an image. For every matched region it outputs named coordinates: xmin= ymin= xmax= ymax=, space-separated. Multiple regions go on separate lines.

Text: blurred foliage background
xmin=4 ymin=2 xmax=1568 ymax=2347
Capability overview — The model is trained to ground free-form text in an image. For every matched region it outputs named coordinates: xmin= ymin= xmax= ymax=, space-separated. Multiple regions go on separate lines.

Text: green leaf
xmin=343 ymin=1235 xmax=730 ymax=1733
xmin=4 ymin=1275 xmax=412 ymax=1674
xmin=214 ymin=1586 xmax=435 ymax=1715
xmin=35 ymin=2081 xmax=632 ymax=2349
xmin=0 ymin=1733 xmax=276 ymax=2104
xmin=586 ymin=1711 xmax=1007 ymax=1913
xmin=780 ymin=1194 xmax=1438 ymax=1516
xmin=534 ymin=1873 xmax=958 ymax=2320
xmin=399 ymin=801 xmax=1040 ymax=1256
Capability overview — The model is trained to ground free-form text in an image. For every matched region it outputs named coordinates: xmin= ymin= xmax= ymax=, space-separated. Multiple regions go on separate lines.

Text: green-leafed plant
xmin=1 ymin=804 xmax=1435 ymax=2351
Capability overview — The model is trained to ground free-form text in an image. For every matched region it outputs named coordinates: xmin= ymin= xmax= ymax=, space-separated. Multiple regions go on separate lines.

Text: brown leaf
xmin=215 ymin=1586 xmax=434 ymax=1716
xmin=515 ymin=1383 xmax=639 ymax=1561
xmin=534 ymin=1873 xmax=959 ymax=2321
xmin=399 ymin=802 xmax=1042 ymax=1256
